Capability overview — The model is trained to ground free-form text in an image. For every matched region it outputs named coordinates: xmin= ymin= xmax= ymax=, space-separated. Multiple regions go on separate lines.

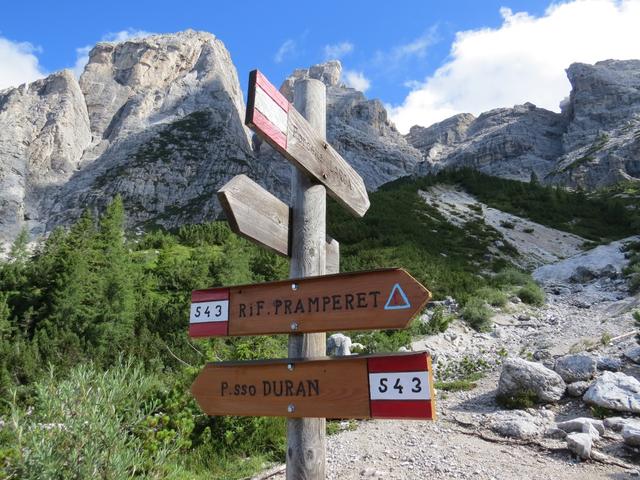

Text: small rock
xmin=567 ymin=381 xmax=590 ymax=397
xmin=327 ymin=333 xmax=352 ymax=356
xmin=583 ymin=371 xmax=640 ymax=414
xmin=624 ymin=347 xmax=640 ymax=364
xmin=603 ymin=416 xmax=632 ymax=432
xmin=509 ymin=296 xmax=522 ymax=304
xmin=545 ymin=427 xmax=567 ymax=439
xmin=556 ymin=417 xmax=604 ymax=436
xmin=597 ymin=356 xmax=623 ymax=372
xmin=566 ymin=432 xmax=592 ymax=460
xmin=623 ymin=424 xmax=640 ymax=446
xmin=489 ymin=410 xmax=550 ymax=439
xmin=498 ymin=357 xmax=566 ymax=403
xmin=554 ymin=354 xmax=597 ymax=383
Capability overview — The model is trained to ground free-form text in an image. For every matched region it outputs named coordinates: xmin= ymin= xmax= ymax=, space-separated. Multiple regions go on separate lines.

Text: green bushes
xmin=461 ymin=298 xmax=492 ymax=331
xmin=2 ymin=361 xmax=178 ymax=479
xmin=517 ymin=283 xmax=545 ymax=306
xmin=476 ymin=287 xmax=508 ymax=307
xmin=422 ymin=306 xmax=454 ymax=335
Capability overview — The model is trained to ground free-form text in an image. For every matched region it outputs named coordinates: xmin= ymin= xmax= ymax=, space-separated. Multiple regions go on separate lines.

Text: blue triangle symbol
xmin=384 ymin=283 xmax=411 ymax=310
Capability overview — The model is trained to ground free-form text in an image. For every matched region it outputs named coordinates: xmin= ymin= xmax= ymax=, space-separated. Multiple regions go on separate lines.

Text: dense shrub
xmin=517 ymin=283 xmax=545 ymax=306
xmin=476 ymin=287 xmax=508 ymax=307
xmin=461 ymin=298 xmax=492 ymax=331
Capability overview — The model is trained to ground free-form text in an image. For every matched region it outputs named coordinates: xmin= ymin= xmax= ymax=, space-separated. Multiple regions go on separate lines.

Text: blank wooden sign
xmin=245 ymin=70 xmax=370 ymax=218
xmin=189 ymin=268 xmax=432 ymax=337
xmin=217 ymin=174 xmax=339 ymax=262
xmin=191 ymin=352 xmax=435 ymax=420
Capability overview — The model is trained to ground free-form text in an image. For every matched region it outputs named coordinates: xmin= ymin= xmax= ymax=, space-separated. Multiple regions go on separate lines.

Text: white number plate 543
xmin=190 ymin=301 xmax=229 ymax=323
xmin=369 ymin=372 xmax=430 ymax=400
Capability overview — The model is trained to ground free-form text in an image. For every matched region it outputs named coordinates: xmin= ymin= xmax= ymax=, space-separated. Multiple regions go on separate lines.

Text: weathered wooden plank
xmin=190 ymin=352 xmax=435 ymax=420
xmin=245 ymin=70 xmax=370 ymax=218
xmin=218 ymin=175 xmax=289 ymax=256
xmin=188 ymin=268 xmax=432 ymax=337
xmin=217 ymin=174 xmax=339 ymax=259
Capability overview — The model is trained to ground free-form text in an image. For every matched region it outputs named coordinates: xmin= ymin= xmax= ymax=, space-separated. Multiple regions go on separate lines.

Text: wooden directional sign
xmin=217 ymin=174 xmax=338 ymax=263
xmin=245 ymin=70 xmax=370 ymax=218
xmin=191 ymin=352 xmax=435 ymax=420
xmin=189 ymin=268 xmax=431 ymax=338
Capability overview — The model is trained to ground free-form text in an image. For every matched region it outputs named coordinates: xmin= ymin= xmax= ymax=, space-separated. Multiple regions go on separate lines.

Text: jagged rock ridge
xmin=1 ymin=30 xmax=639 ymax=247
xmin=408 ymin=60 xmax=640 ymax=187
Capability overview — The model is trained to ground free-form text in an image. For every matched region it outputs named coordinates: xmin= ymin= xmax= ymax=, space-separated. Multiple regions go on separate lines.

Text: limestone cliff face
xmin=1 ymin=29 xmax=638 ymax=246
xmin=408 ymin=60 xmax=640 ymax=188
xmin=411 ymin=104 xmax=567 ymax=181
xmin=546 ymin=60 xmax=640 ymax=187
xmin=46 ymin=30 xmax=255 ymax=233
xmin=0 ymin=70 xmax=91 ymax=243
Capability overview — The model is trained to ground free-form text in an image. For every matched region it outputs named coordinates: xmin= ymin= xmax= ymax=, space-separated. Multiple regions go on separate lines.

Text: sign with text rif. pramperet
xmin=191 ymin=351 xmax=436 ymax=420
xmin=245 ymin=69 xmax=370 ymax=218
xmin=188 ymin=268 xmax=431 ymax=338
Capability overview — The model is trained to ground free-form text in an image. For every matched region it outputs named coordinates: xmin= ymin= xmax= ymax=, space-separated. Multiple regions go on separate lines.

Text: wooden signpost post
xmin=190 ymin=70 xmax=436 ymax=480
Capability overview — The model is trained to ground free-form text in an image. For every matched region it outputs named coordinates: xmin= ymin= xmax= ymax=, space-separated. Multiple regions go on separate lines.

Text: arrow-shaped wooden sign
xmin=191 ymin=351 xmax=435 ymax=420
xmin=189 ymin=268 xmax=431 ymax=338
xmin=245 ymin=70 xmax=370 ymax=218
xmin=217 ymin=174 xmax=338 ymax=266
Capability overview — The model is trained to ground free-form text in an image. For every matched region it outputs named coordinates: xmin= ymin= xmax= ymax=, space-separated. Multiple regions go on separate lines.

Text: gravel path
xmin=259 ymin=279 xmax=639 ymax=480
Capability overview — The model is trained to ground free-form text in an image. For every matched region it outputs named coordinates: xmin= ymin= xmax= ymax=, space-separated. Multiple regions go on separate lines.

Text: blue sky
xmin=1 ymin=0 xmax=639 ymax=131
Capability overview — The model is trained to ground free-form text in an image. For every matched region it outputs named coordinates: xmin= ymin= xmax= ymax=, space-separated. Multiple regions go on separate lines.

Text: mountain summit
xmin=0 ymin=30 xmax=638 ymax=246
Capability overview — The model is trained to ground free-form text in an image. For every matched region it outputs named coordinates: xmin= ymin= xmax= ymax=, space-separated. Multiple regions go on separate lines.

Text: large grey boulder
xmin=554 ymin=354 xmax=597 ymax=383
xmin=498 ymin=358 xmax=566 ymax=403
xmin=583 ymin=371 xmax=640 ymax=414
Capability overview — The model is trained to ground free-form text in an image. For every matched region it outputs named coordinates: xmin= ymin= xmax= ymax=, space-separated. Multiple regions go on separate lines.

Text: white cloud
xmin=389 ymin=0 xmax=640 ymax=133
xmin=343 ymin=70 xmax=371 ymax=93
xmin=374 ymin=27 xmax=438 ymax=70
xmin=73 ymin=29 xmax=155 ymax=78
xmin=274 ymin=39 xmax=296 ymax=63
xmin=0 ymin=37 xmax=46 ymax=90
xmin=323 ymin=41 xmax=354 ymax=60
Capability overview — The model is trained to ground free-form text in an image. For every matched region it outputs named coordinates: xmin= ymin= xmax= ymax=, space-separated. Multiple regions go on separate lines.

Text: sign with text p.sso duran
xmin=191 ymin=351 xmax=435 ymax=420
xmin=188 ymin=268 xmax=431 ymax=337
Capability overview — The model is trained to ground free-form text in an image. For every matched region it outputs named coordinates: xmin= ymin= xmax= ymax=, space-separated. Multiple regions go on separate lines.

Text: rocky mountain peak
xmin=279 ymin=60 xmax=342 ymax=101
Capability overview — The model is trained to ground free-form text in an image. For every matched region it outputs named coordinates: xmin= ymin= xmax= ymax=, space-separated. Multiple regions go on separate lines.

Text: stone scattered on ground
xmin=583 ymin=371 xmax=640 ymax=414
xmin=566 ymin=432 xmax=593 ymax=460
xmin=488 ymin=409 xmax=555 ymax=439
xmin=624 ymin=346 xmax=640 ymax=364
xmin=603 ymin=416 xmax=640 ymax=432
xmin=498 ymin=357 xmax=566 ymax=403
xmin=567 ymin=381 xmax=591 ymax=397
xmin=556 ymin=418 xmax=605 ymax=436
xmin=597 ymin=356 xmax=623 ymax=372
xmin=554 ymin=354 xmax=597 ymax=383
xmin=623 ymin=423 xmax=640 ymax=446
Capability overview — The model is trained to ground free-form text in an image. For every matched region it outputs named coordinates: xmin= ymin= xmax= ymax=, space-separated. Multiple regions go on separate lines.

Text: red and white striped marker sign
xmin=245 ymin=70 xmax=370 ymax=218
xmin=191 ymin=351 xmax=435 ymax=420
xmin=367 ymin=352 xmax=434 ymax=419
xmin=189 ymin=289 xmax=230 ymax=337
